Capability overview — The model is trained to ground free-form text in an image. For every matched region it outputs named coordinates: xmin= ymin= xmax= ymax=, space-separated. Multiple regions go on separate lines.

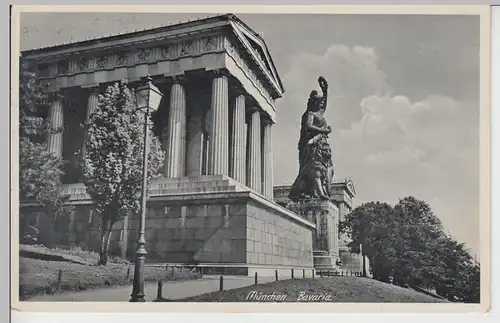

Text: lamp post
xmin=130 ymin=76 xmax=163 ymax=302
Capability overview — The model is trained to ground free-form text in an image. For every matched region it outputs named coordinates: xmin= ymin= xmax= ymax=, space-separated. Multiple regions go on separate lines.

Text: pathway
xmin=26 ymin=275 xmax=276 ymax=302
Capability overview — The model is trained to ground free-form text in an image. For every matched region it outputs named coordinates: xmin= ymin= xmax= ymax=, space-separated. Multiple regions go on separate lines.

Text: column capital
xmin=170 ymin=74 xmax=188 ymax=84
xmin=262 ymin=115 xmax=274 ymax=126
xmin=247 ymin=105 xmax=261 ymax=114
xmin=209 ymin=68 xmax=230 ymax=79
xmin=47 ymin=89 xmax=64 ymax=102
xmin=81 ymin=83 xmax=100 ymax=89
xmin=84 ymin=86 xmax=101 ymax=96
xmin=230 ymin=85 xmax=247 ymax=99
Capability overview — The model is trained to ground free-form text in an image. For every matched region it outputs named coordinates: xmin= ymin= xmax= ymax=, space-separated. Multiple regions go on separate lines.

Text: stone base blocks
xmin=23 ymin=176 xmax=315 ymax=276
xmin=286 ymin=199 xmax=340 ymax=270
xmin=144 ymin=176 xmax=315 ymax=271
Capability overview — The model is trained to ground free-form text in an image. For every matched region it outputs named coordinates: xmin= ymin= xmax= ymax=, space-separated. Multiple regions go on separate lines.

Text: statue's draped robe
xmin=289 ymin=110 xmax=334 ymax=199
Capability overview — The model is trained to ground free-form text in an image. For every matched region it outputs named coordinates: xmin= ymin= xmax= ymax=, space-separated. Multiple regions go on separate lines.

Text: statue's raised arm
xmin=318 ymin=76 xmax=328 ymax=111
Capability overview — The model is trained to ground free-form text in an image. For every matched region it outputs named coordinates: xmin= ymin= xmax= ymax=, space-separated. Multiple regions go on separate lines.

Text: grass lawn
xmin=164 ymin=277 xmax=447 ymax=303
xmin=19 ymin=246 xmax=200 ymax=300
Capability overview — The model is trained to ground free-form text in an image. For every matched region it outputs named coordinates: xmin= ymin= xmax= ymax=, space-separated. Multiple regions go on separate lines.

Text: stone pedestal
xmin=287 ymin=199 xmax=340 ymax=270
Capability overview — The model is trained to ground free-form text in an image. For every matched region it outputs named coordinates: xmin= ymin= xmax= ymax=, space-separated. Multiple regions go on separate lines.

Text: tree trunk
xmin=104 ymin=229 xmax=113 ymax=262
xmin=99 ymin=218 xmax=114 ymax=266
xmin=99 ymin=222 xmax=108 ymax=266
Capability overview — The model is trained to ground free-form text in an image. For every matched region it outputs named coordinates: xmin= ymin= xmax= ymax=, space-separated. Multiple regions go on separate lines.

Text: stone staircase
xmin=149 ymin=175 xmax=251 ymax=196
xmin=61 ymin=175 xmax=254 ymax=202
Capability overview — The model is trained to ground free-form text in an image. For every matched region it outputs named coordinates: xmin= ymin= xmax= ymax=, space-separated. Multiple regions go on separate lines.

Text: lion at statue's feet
xmin=289 ymin=139 xmax=334 ymax=201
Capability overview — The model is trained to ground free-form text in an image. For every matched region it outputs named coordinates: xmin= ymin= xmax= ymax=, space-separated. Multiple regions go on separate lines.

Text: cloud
xmin=340 ymin=94 xmax=474 ymax=163
xmin=278 ymin=45 xmax=389 ymax=129
xmin=273 ymin=44 xmax=479 ymax=254
xmin=274 ymin=45 xmax=391 ymax=181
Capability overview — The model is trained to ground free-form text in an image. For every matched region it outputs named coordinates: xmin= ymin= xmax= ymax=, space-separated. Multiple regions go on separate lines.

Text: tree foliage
xmin=82 ymin=80 xmax=164 ymax=265
xmin=339 ymin=201 xmax=397 ymax=282
xmin=19 ymin=59 xmax=71 ymax=244
xmin=340 ymin=196 xmax=480 ymax=303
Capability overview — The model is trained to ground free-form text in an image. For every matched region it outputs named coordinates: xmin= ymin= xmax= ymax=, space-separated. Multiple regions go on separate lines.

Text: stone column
xmin=247 ymin=107 xmax=262 ymax=192
xmin=47 ymin=97 xmax=64 ymax=158
xmin=262 ymin=118 xmax=274 ymax=199
xmin=164 ymin=77 xmax=186 ymax=178
xmin=207 ymin=70 xmax=229 ymax=175
xmin=185 ymin=91 xmax=207 ymax=177
xmin=230 ymin=92 xmax=247 ymax=184
xmin=86 ymin=88 xmax=99 ymax=121
xmin=82 ymin=87 xmax=99 ymax=159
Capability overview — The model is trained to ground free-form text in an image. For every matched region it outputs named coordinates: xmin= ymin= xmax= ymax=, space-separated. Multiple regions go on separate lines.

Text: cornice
xmin=22 ymin=28 xmax=225 ymax=63
xmin=22 ymin=15 xmax=234 ymax=59
xmin=228 ymin=23 xmax=283 ymax=99
xmin=230 ymin=20 xmax=284 ymax=95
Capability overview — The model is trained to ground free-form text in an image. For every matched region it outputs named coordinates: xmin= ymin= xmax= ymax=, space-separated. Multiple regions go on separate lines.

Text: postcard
xmin=10 ymin=4 xmax=491 ymax=314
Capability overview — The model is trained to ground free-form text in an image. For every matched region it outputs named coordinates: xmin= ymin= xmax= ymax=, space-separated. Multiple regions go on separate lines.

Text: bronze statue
xmin=289 ymin=76 xmax=334 ymax=200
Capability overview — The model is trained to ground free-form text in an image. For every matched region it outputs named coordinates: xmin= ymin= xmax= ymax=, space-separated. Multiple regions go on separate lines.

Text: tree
xmin=434 ymin=235 xmax=480 ymax=302
xmin=391 ymin=197 xmax=445 ymax=288
xmin=82 ymin=80 xmax=164 ymax=265
xmin=19 ymin=58 xmax=71 ymax=245
xmin=339 ymin=202 xmax=397 ymax=282
xmin=342 ymin=196 xmax=480 ymax=302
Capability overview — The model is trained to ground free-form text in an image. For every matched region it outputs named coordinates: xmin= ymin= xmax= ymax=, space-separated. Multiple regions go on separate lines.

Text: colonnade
xmin=46 ymin=71 xmax=274 ymax=199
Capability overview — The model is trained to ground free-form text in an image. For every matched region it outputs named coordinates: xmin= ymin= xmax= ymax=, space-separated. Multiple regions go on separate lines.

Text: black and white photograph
xmin=10 ymin=5 xmax=491 ymax=311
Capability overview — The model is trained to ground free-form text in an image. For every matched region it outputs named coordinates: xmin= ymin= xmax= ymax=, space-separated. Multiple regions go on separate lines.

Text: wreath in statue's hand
xmin=318 ymin=76 xmax=328 ymax=90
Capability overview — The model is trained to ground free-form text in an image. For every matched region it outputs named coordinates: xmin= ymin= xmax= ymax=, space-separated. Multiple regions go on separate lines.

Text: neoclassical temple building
xmin=21 ymin=14 xmax=363 ymax=276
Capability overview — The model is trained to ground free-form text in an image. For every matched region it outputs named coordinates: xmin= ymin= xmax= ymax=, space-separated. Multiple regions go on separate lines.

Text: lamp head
xmin=135 ymin=76 xmax=163 ymax=112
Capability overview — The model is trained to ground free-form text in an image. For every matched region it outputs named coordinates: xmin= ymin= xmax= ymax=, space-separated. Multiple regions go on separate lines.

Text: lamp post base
xmin=129 ymin=295 xmax=147 ymax=302
xmin=129 ymin=247 xmax=147 ymax=302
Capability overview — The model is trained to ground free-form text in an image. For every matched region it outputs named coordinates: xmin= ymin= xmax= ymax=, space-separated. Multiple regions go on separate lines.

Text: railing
xmin=318 ymin=269 xmax=365 ymax=277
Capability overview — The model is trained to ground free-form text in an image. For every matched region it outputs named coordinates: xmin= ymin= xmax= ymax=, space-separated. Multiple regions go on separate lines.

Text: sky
xmin=19 ymin=12 xmax=481 ymax=256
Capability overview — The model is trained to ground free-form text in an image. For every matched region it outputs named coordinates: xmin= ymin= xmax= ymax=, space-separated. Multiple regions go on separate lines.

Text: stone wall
xmin=21 ymin=190 xmax=315 ymax=271
xmin=245 ymin=200 xmax=313 ymax=267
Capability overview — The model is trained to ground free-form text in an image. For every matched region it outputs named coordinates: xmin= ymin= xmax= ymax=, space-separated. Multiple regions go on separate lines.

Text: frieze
xmin=204 ymin=36 xmax=217 ymax=51
xmin=39 ymin=35 xmax=225 ymax=78
xmin=180 ymin=41 xmax=192 ymax=56
xmin=33 ymin=34 xmax=277 ymax=106
xmin=159 ymin=45 xmax=172 ymax=59
xmin=57 ymin=60 xmax=69 ymax=74
xmin=95 ymin=55 xmax=108 ymax=69
xmin=115 ymin=52 xmax=127 ymax=66
xmin=76 ymin=57 xmax=88 ymax=72
xmin=37 ymin=63 xmax=49 ymax=77
xmin=137 ymin=48 xmax=152 ymax=62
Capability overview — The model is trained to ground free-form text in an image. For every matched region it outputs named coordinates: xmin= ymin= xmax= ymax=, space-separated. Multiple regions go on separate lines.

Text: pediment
xmin=345 ymin=179 xmax=356 ymax=197
xmin=230 ymin=19 xmax=284 ymax=96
